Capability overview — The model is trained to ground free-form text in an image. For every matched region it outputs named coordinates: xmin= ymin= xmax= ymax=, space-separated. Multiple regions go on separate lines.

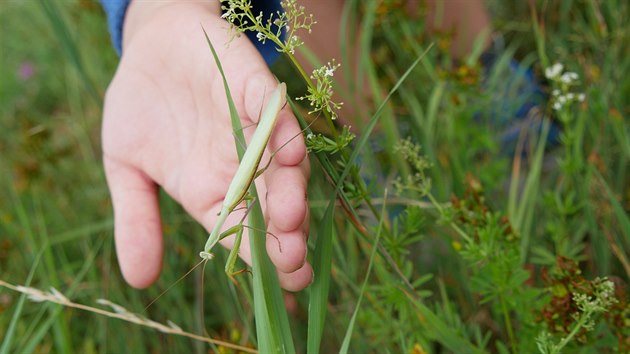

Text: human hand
xmin=102 ymin=1 xmax=311 ymax=291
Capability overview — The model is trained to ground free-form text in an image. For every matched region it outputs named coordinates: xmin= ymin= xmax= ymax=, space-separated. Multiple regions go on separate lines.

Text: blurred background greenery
xmin=1 ymin=1 xmax=628 ymax=353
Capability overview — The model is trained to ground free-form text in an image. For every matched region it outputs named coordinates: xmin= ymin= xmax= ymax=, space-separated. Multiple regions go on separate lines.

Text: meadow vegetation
xmin=1 ymin=1 xmax=628 ymax=353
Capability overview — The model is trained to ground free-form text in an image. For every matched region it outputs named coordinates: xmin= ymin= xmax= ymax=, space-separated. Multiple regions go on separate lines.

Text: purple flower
xmin=18 ymin=61 xmax=35 ymax=81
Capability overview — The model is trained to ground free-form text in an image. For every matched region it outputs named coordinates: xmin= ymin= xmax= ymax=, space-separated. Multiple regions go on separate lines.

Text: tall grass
xmin=1 ymin=0 xmax=628 ymax=353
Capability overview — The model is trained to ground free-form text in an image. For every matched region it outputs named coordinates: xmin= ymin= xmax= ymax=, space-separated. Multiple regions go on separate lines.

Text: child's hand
xmin=102 ymin=2 xmax=311 ymax=291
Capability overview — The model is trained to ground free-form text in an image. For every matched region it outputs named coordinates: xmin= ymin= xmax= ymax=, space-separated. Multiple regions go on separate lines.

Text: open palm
xmin=102 ymin=3 xmax=311 ymax=291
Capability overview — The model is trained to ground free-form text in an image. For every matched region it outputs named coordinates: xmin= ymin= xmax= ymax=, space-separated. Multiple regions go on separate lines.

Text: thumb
xmin=104 ymin=157 xmax=163 ymax=288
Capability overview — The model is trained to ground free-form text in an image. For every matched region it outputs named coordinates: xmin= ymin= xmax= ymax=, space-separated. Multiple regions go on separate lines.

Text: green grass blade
xmin=248 ymin=205 xmax=296 ymax=353
xmin=335 ymin=44 xmax=433 ymax=195
xmin=591 ymin=167 xmax=630 ymax=265
xmin=509 ymin=119 xmax=550 ymax=261
xmin=0 ymin=249 xmax=43 ymax=354
xmin=307 ymin=197 xmax=336 ymax=354
xmin=339 ymin=191 xmax=387 ymax=354
xmin=403 ymin=291 xmax=488 ymax=354
xmin=203 ymin=28 xmax=295 ymax=354
xmin=18 ymin=236 xmax=106 ymax=354
xmin=201 ymin=28 xmax=245 ymax=151
xmin=37 ymin=0 xmax=99 ymax=102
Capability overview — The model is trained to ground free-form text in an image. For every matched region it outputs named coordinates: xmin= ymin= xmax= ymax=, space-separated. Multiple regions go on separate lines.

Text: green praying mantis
xmin=199 ymin=82 xmax=287 ymax=277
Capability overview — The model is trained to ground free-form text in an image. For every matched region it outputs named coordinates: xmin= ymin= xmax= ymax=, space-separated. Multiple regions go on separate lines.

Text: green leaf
xmin=339 ymin=190 xmax=388 ymax=354
xmin=307 ymin=197 xmax=336 ymax=354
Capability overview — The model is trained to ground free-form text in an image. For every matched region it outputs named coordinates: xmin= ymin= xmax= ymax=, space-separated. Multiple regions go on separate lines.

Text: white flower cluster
xmin=571 ymin=277 xmax=618 ymax=331
xmin=545 ymin=63 xmax=586 ymax=111
xmin=285 ymin=34 xmax=303 ymax=55
xmin=220 ymin=0 xmax=315 ymax=56
xmin=297 ymin=60 xmax=343 ymax=119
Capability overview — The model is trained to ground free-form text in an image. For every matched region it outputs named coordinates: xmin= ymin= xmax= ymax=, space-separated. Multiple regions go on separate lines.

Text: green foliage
xmin=305 ymin=125 xmax=355 ymax=154
xmin=1 ymin=0 xmax=628 ymax=353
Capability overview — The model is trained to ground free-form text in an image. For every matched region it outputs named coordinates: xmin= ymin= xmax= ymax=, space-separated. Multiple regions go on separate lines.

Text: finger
xmin=220 ymin=230 xmax=313 ymax=292
xmin=243 ymin=77 xmax=306 ymax=167
xmin=269 ymin=107 xmax=307 ymax=166
xmin=278 ymin=262 xmax=313 ymax=292
xmin=266 ymin=227 xmax=307 ymax=274
xmin=265 ymin=163 xmax=309 ymax=232
xmin=104 ymin=157 xmax=163 ymax=289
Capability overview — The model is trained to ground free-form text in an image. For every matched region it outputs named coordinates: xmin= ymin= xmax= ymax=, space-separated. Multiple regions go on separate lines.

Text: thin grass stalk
xmin=37 ymin=0 xmax=99 ymax=102
xmin=401 ymin=288 xmax=489 ymax=354
xmin=339 ymin=190 xmax=388 ymax=354
xmin=31 ymin=190 xmax=72 ymax=353
xmin=339 ymin=0 xmax=364 ymax=126
xmin=359 ymin=0 xmax=410 ymax=177
xmin=426 ymin=82 xmax=446 ymax=167
xmin=591 ymin=168 xmax=630 ymax=278
xmin=0 ymin=250 xmax=43 ymax=354
xmin=529 ymin=1 xmax=549 ymax=69
xmin=0 ymin=280 xmax=258 ymax=353
xmin=336 ymin=44 xmax=434 ymax=194
xmin=509 ymin=119 xmax=550 ymax=262
xmin=18 ymin=232 xmax=105 ymax=354
xmin=8 ymin=186 xmax=70 ymax=353
xmin=397 ymin=22 xmax=439 ymax=82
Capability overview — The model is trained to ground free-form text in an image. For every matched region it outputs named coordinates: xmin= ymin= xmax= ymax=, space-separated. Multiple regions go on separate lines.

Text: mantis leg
xmin=225 ymin=225 xmax=247 ymax=282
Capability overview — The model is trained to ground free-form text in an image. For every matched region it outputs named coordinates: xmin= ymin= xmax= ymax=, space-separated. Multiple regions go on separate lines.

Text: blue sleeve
xmin=100 ymin=0 xmax=284 ymax=65
xmin=100 ymin=0 xmax=130 ymax=56
xmin=244 ymin=0 xmax=285 ymax=65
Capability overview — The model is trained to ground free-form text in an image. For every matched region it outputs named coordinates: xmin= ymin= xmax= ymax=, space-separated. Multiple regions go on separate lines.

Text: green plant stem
xmin=499 ymin=294 xmax=517 ymax=354
xmin=426 ymin=192 xmax=472 ymax=244
xmin=554 ymin=309 xmax=594 ymax=352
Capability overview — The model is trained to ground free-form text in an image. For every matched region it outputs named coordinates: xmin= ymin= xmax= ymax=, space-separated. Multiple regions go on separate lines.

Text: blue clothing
xmin=100 ymin=0 xmax=283 ymax=65
xmin=100 ymin=0 xmax=130 ymax=55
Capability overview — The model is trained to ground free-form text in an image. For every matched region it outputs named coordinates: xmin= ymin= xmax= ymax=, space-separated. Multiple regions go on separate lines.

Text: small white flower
xmin=578 ymin=93 xmax=586 ymax=102
xmin=560 ymin=72 xmax=579 ymax=84
xmin=566 ymin=93 xmax=575 ymax=100
xmin=558 ymin=95 xmax=567 ymax=104
xmin=325 ymin=68 xmax=335 ymax=77
xmin=552 ymin=89 xmax=560 ymax=96
xmin=560 ymin=74 xmax=571 ymax=84
xmin=553 ymin=101 xmax=563 ymax=111
xmin=256 ymin=32 xmax=265 ymax=42
xmin=545 ymin=63 xmax=564 ymax=79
